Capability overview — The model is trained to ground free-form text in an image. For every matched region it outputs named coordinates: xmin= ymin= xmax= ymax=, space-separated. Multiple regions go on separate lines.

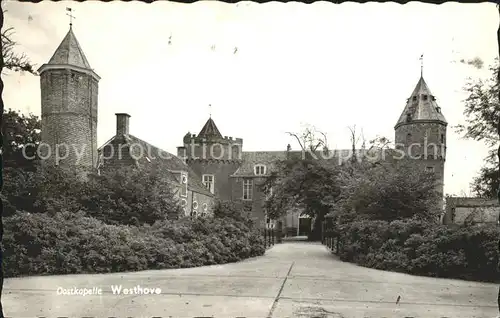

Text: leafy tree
xmin=263 ymin=157 xmax=341 ymax=241
xmin=2 ymin=109 xmax=41 ymax=169
xmin=2 ymin=162 xmax=183 ymax=226
xmin=455 ymin=60 xmax=499 ymax=197
xmin=76 ymin=163 xmax=183 ymax=225
xmin=334 ymin=160 xmax=442 ymax=223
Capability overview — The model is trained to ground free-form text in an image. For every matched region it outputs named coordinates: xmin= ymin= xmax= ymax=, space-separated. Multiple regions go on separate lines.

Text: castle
xmin=37 ymin=26 xmax=447 ymax=233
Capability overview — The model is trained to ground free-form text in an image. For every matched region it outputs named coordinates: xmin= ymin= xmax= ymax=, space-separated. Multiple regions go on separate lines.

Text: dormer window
xmin=436 ymin=107 xmax=441 ymax=113
xmin=412 ymin=96 xmax=417 ymax=101
xmin=423 ymin=94 xmax=428 ymax=101
xmin=254 ymin=164 xmax=266 ymax=176
xmin=406 ymin=113 xmax=412 ymax=122
xmin=431 ymin=95 xmax=436 ymax=101
xmin=202 ymin=174 xmax=215 ymax=194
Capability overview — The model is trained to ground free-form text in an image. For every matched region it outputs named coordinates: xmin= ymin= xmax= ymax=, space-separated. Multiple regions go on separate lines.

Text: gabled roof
xmin=395 ymin=76 xmax=447 ymax=129
xmin=97 ymin=134 xmax=213 ymax=197
xmin=198 ymin=117 xmax=223 ymax=139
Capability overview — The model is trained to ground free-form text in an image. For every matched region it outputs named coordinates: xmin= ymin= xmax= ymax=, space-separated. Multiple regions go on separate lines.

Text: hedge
xmin=335 ymin=219 xmax=499 ymax=282
xmin=3 ymin=210 xmax=266 ymax=277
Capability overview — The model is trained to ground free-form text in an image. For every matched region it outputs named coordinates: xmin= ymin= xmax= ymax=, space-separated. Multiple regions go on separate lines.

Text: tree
xmin=2 ymin=109 xmax=41 ymax=169
xmin=286 ymin=124 xmax=329 ymax=158
xmin=2 ymin=22 xmax=36 ymax=74
xmin=455 ymin=60 xmax=499 ymax=197
xmin=74 ymin=163 xmax=183 ymax=225
xmin=264 ymin=127 xmax=341 ymax=240
xmin=334 ymin=160 xmax=442 ymax=223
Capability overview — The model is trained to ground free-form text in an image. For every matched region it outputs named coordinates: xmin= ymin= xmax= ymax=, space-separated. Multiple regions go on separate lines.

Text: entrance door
xmin=298 ymin=217 xmax=311 ymax=236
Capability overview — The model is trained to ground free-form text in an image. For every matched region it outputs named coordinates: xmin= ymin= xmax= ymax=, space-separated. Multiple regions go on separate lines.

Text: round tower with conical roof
xmin=394 ymin=74 xmax=447 ymax=196
xmin=38 ymin=25 xmax=100 ymax=169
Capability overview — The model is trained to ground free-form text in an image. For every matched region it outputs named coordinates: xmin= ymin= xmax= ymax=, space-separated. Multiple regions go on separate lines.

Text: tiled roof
xmin=46 ymin=27 xmax=92 ymax=69
xmin=395 ymin=76 xmax=447 ymax=128
xmin=98 ymin=134 xmax=213 ymax=197
xmin=198 ymin=117 xmax=223 ymax=139
xmin=230 ymin=149 xmax=381 ymax=177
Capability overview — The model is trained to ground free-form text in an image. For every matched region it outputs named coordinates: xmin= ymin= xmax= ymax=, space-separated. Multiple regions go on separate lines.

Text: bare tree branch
xmin=2 ymin=24 xmax=37 ymax=75
xmin=286 ymin=132 xmax=305 ymax=151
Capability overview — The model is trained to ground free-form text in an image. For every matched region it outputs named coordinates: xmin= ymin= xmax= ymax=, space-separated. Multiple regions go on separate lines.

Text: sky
xmin=2 ymin=1 xmax=499 ymax=196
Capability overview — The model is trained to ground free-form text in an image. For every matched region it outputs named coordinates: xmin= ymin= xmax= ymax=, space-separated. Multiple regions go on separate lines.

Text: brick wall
xmin=444 ymin=197 xmax=499 ymax=225
xmin=394 ymin=122 xmax=446 ymax=195
xmin=40 ymin=68 xmax=98 ymax=168
xmin=181 ymin=136 xmax=243 ymax=161
xmin=188 ymin=160 xmax=240 ymax=201
xmin=231 ymin=176 xmax=267 ymax=227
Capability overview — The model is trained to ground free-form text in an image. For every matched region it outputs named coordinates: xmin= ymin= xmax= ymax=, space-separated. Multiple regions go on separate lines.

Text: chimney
xmin=116 ymin=113 xmax=130 ymax=135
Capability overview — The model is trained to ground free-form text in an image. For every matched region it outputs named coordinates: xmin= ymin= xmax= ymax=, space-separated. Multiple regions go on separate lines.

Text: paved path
xmin=3 ymin=242 xmax=499 ymax=317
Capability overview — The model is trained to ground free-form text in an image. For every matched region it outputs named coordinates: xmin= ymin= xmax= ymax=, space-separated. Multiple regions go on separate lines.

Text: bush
xmin=2 ymin=164 xmax=182 ymax=226
xmin=3 ymin=205 xmax=266 ymax=277
xmin=335 ymin=219 xmax=499 ymax=282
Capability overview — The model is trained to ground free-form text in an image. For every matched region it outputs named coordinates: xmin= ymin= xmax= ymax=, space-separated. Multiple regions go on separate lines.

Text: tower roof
xmin=48 ymin=27 xmax=91 ymax=68
xmin=38 ymin=27 xmax=100 ymax=80
xmin=395 ymin=76 xmax=447 ymax=129
xmin=198 ymin=117 xmax=223 ymax=139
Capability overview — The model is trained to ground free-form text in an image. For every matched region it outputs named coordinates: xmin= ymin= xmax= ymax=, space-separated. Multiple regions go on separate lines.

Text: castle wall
xmin=40 ymin=68 xmax=98 ymax=168
xmin=395 ymin=121 xmax=446 ymax=196
xmin=444 ymin=197 xmax=499 ymax=225
xmin=395 ymin=122 xmax=446 ymax=159
xmin=231 ymin=177 xmax=267 ymax=227
xmin=187 ymin=160 xmax=240 ymax=201
xmin=182 ymin=137 xmax=243 ymax=161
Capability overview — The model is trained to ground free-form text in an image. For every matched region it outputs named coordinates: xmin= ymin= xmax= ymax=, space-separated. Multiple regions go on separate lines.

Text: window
xmin=265 ymin=214 xmax=275 ymax=229
xmin=423 ymin=94 xmax=428 ymax=101
xmin=180 ymin=173 xmax=188 ymax=197
xmin=451 ymin=208 xmax=456 ymax=222
xmin=254 ymin=164 xmax=266 ymax=176
xmin=412 ymin=96 xmax=417 ymax=101
xmin=202 ymin=174 xmax=215 ymax=194
xmin=441 ymin=134 xmax=444 ymax=144
xmin=426 ymin=166 xmax=434 ymax=173
xmin=192 ymin=201 xmax=198 ymax=210
xmin=202 ymin=203 xmax=208 ymax=211
xmin=266 ymin=186 xmax=273 ymax=200
xmin=406 ymin=113 xmax=412 ymax=122
xmin=406 ymin=133 xmax=412 ymax=144
xmin=243 ymin=178 xmax=253 ymax=200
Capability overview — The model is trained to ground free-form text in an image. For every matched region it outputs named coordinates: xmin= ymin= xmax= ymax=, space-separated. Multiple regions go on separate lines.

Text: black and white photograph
xmin=0 ymin=0 xmax=499 ymax=317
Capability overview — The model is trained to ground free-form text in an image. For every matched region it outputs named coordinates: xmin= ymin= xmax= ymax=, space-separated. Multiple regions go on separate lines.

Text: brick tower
xmin=38 ymin=25 xmax=100 ymax=169
xmin=394 ymin=72 xmax=447 ymax=196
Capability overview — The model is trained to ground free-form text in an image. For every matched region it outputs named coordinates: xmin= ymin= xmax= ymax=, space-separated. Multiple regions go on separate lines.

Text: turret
xmin=38 ymin=25 xmax=100 ymax=169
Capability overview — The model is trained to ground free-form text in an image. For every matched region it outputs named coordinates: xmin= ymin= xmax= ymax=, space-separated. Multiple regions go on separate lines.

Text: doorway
xmin=298 ymin=216 xmax=312 ymax=236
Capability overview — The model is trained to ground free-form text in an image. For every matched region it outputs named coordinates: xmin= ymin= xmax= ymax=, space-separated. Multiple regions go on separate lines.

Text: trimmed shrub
xmin=335 ymin=219 xmax=499 ymax=282
xmin=3 ymin=206 xmax=266 ymax=277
